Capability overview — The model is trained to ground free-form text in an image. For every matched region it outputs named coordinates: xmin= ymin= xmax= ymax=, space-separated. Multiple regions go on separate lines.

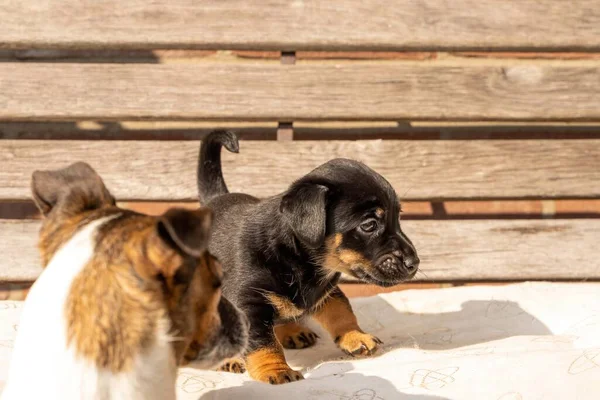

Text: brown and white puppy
xmin=1 ymin=162 xmax=248 ymax=400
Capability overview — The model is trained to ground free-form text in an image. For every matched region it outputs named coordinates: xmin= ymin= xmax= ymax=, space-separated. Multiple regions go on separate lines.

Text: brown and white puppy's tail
xmin=197 ymin=130 xmax=239 ymax=204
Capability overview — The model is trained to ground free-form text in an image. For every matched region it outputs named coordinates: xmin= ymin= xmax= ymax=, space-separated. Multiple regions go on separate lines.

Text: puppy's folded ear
xmin=157 ymin=208 xmax=213 ymax=258
xmin=280 ymin=182 xmax=328 ymax=248
xmin=31 ymin=162 xmax=115 ymax=217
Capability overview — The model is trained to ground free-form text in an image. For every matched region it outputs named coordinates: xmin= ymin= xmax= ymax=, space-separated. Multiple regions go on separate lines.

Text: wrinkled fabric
xmin=1 ymin=282 xmax=599 ymax=399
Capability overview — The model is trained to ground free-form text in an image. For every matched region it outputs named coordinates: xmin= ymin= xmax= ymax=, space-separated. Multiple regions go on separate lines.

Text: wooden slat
xmin=1 ymin=1 xmax=599 ymax=51
xmin=3 ymin=219 xmax=598 ymax=282
xmin=0 ymin=220 xmax=41 ymax=282
xmin=1 ymin=63 xmax=599 ymax=121
xmin=2 ymin=139 xmax=599 ymax=201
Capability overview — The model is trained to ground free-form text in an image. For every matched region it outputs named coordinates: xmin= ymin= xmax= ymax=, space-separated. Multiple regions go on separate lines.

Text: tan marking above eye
xmin=375 ymin=208 xmax=385 ymax=218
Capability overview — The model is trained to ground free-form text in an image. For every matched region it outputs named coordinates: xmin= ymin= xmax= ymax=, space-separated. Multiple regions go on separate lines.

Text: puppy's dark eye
xmin=359 ymin=220 xmax=377 ymax=233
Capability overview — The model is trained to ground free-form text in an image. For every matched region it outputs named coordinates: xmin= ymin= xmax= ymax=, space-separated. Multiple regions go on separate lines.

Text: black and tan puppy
xmin=197 ymin=131 xmax=419 ymax=385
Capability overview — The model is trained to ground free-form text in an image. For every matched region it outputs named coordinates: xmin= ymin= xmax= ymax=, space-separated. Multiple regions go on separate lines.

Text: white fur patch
xmin=1 ymin=215 xmax=177 ymax=400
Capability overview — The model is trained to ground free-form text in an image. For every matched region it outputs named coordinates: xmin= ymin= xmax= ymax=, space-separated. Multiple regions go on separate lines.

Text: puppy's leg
xmin=244 ymin=306 xmax=304 ymax=384
xmin=312 ymin=287 xmax=382 ymax=357
xmin=245 ymin=342 xmax=303 ymax=384
xmin=275 ymin=321 xmax=319 ymax=349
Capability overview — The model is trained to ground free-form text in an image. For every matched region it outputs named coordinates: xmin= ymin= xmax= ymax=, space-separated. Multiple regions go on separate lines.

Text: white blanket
xmin=2 ymin=282 xmax=599 ymax=399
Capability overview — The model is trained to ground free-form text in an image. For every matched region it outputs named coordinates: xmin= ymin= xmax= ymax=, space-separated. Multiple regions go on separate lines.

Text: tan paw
xmin=217 ymin=358 xmax=246 ymax=374
xmin=246 ymin=347 xmax=304 ymax=384
xmin=275 ymin=323 xmax=319 ymax=349
xmin=335 ymin=330 xmax=382 ymax=357
xmin=260 ymin=368 xmax=304 ymax=385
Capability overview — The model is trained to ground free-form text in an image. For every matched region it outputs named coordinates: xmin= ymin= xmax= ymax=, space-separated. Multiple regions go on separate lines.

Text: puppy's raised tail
xmin=197 ymin=130 xmax=239 ymax=204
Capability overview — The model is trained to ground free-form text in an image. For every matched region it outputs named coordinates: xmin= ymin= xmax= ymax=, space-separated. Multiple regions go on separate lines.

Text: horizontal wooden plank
xmin=5 ymin=199 xmax=600 ymax=221
xmin=3 ymin=121 xmax=600 ymax=141
xmin=0 ymin=220 xmax=42 ymax=282
xmin=1 ymin=63 xmax=599 ymax=121
xmin=3 ymin=218 xmax=598 ymax=282
xmin=1 ymin=1 xmax=599 ymax=51
xmin=2 ymin=139 xmax=599 ymax=201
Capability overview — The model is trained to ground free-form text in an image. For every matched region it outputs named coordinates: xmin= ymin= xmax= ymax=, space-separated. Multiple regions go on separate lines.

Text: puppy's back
xmin=1 ymin=216 xmax=136 ymax=400
xmin=4 ymin=162 xmax=244 ymax=400
xmin=4 ymin=164 xmax=175 ymax=400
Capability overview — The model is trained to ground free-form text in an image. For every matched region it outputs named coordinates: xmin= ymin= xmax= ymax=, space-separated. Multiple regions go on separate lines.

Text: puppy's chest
xmin=266 ymin=281 xmax=335 ymax=321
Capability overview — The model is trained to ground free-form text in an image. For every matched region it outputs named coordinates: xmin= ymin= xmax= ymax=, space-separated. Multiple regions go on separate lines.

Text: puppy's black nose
xmin=403 ymin=255 xmax=420 ymax=273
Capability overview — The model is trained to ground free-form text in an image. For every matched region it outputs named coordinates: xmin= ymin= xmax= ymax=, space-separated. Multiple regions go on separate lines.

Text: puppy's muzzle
xmin=371 ymin=231 xmax=420 ymax=284
xmin=351 ymin=251 xmax=419 ymax=287
xmin=192 ymin=297 xmax=249 ymax=368
xmin=378 ymin=251 xmax=419 ymax=277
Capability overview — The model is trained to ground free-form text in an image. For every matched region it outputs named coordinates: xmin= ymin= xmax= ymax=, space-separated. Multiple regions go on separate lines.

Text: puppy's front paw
xmin=275 ymin=323 xmax=319 ymax=349
xmin=217 ymin=358 xmax=246 ymax=374
xmin=246 ymin=347 xmax=304 ymax=384
xmin=335 ymin=330 xmax=382 ymax=357
xmin=260 ymin=368 xmax=304 ymax=385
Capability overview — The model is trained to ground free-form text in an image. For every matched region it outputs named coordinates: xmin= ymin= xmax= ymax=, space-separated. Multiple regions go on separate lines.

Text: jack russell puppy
xmin=1 ymin=162 xmax=248 ymax=400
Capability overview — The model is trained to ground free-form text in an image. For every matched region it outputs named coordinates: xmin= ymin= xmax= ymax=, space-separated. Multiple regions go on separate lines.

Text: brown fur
xmin=32 ymin=162 xmax=225 ymax=372
xmin=66 ymin=243 xmax=163 ymax=372
xmin=265 ymin=292 xmax=305 ymax=320
xmin=38 ymin=207 xmax=117 ymax=267
xmin=64 ymin=211 xmax=222 ymax=372
xmin=321 ymin=233 xmax=373 ymax=275
xmin=245 ymin=346 xmax=303 ymax=384
xmin=312 ymin=293 xmax=381 ymax=357
xmin=182 ymin=254 xmax=224 ymax=363
xmin=274 ymin=322 xmax=318 ymax=349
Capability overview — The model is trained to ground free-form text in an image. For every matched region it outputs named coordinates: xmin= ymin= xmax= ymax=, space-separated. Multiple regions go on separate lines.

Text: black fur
xmin=197 ymin=130 xmax=239 ymax=204
xmin=197 ymin=131 xmax=419 ymax=353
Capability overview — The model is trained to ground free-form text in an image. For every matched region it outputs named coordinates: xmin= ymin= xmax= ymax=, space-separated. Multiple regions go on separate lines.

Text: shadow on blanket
xmin=328 ymin=298 xmax=552 ymax=351
xmin=199 ymin=372 xmax=450 ymax=400
xmin=193 ymin=297 xmax=550 ymax=399
xmin=275 ymin=298 xmax=553 ymax=371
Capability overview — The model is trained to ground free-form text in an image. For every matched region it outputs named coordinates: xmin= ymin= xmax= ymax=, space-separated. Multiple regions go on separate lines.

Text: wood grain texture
xmin=0 ymin=220 xmax=43 ymax=282
xmin=1 ymin=63 xmax=599 ymax=121
xmin=2 ymin=219 xmax=598 ymax=282
xmin=1 ymin=1 xmax=599 ymax=51
xmin=2 ymin=139 xmax=599 ymax=201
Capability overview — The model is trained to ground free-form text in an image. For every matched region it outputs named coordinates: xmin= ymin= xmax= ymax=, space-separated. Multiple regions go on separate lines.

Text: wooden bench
xmin=1 ymin=0 xmax=599 ymax=289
